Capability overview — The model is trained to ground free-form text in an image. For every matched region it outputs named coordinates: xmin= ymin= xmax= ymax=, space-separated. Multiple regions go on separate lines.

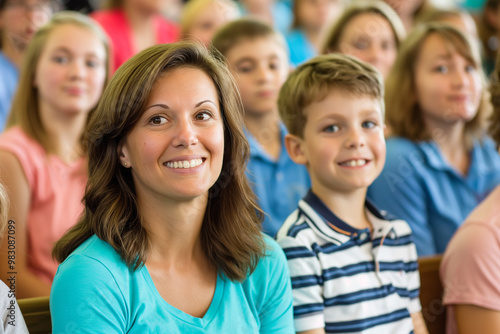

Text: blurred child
xmin=417 ymin=8 xmax=478 ymax=38
xmin=180 ymin=0 xmax=239 ymax=46
xmin=286 ymin=0 xmax=345 ymax=67
xmin=91 ymin=0 xmax=179 ymax=73
xmin=477 ymin=0 xmax=500 ymax=76
xmin=0 ymin=183 xmax=28 ymax=333
xmin=382 ymin=0 xmax=431 ymax=32
xmin=0 ymin=11 xmax=109 ymax=298
xmin=237 ymin=0 xmax=292 ymax=36
xmin=440 ymin=51 xmax=500 ymax=334
xmin=0 ymin=0 xmax=53 ymax=131
xmin=276 ymin=54 xmax=427 ymax=334
xmin=368 ymin=23 xmax=500 ymax=256
xmin=213 ymin=19 xmax=310 ymax=237
xmin=322 ymin=0 xmax=405 ymax=79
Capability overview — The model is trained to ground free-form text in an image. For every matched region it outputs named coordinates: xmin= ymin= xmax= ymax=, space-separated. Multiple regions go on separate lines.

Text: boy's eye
xmin=194 ymin=111 xmax=213 ymax=121
xmin=324 ymin=124 xmax=340 ymax=133
xmin=362 ymin=121 xmax=377 ymax=129
xmin=149 ymin=115 xmax=167 ymax=125
xmin=236 ymin=63 xmax=254 ymax=73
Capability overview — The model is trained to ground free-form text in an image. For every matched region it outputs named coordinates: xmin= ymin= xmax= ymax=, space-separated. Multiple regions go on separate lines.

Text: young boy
xmin=276 ymin=54 xmax=428 ymax=334
xmin=212 ymin=18 xmax=310 ymax=237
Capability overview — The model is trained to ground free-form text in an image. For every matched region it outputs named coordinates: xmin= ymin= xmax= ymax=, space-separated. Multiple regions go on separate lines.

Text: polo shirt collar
xmin=300 ymin=189 xmax=395 ymax=245
xmin=245 ymin=122 xmax=288 ymax=162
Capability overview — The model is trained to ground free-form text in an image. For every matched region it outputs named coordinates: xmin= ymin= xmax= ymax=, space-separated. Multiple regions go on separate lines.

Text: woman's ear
xmin=117 ymin=141 xmax=131 ymax=168
xmin=284 ymin=134 xmax=308 ymax=165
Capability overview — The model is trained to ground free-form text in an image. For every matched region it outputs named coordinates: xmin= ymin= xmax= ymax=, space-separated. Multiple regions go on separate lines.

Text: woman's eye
xmin=149 ymin=116 xmax=167 ymax=125
xmin=465 ymin=64 xmax=475 ymax=73
xmin=195 ymin=111 xmax=213 ymax=121
xmin=324 ymin=124 xmax=340 ymax=133
xmin=353 ymin=39 xmax=369 ymax=50
xmin=86 ymin=59 xmax=99 ymax=68
xmin=434 ymin=65 xmax=448 ymax=73
xmin=53 ymin=56 xmax=68 ymax=64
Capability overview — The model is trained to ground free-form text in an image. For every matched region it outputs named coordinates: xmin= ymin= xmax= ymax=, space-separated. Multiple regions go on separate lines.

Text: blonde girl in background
xmin=180 ymin=0 xmax=239 ymax=46
xmin=0 ymin=11 xmax=109 ymax=298
xmin=368 ymin=23 xmax=500 ymax=257
xmin=321 ymin=0 xmax=405 ymax=79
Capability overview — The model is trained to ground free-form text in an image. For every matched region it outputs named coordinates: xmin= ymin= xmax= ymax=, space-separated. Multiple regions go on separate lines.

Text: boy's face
xmin=286 ymin=89 xmax=385 ymax=198
xmin=225 ymin=36 xmax=289 ymax=116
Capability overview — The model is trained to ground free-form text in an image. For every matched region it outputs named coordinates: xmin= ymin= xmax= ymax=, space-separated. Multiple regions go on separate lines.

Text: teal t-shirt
xmin=50 ymin=235 xmax=294 ymax=333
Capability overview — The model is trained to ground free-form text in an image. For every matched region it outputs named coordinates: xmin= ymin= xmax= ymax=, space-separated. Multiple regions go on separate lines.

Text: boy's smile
xmin=287 ymin=89 xmax=386 ymax=198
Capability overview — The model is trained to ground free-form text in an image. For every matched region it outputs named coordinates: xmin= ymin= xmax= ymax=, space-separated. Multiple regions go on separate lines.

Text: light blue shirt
xmin=0 ymin=52 xmax=19 ymax=132
xmin=245 ymin=122 xmax=311 ymax=237
xmin=286 ymin=29 xmax=317 ymax=67
xmin=51 ymin=234 xmax=294 ymax=333
xmin=367 ymin=137 xmax=500 ymax=256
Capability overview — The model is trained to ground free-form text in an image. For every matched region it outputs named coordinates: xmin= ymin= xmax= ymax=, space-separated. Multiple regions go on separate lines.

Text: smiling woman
xmin=50 ymin=41 xmax=294 ymax=333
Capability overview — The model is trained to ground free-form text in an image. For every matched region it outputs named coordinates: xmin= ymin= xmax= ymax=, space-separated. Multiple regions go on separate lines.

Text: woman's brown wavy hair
xmin=53 ymin=41 xmax=266 ymax=282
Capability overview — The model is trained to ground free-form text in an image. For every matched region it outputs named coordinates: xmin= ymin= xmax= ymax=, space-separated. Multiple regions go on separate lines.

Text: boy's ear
xmin=284 ymin=134 xmax=308 ymax=165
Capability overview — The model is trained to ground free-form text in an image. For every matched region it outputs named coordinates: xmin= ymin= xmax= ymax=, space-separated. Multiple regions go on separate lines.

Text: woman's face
xmin=34 ymin=23 xmax=107 ymax=116
xmin=119 ymin=67 xmax=225 ymax=203
xmin=337 ymin=13 xmax=398 ymax=79
xmin=414 ymin=34 xmax=482 ymax=127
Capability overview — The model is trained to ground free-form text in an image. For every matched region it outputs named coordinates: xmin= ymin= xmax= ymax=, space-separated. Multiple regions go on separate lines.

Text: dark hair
xmin=53 ymin=41 xmax=266 ymax=281
xmin=490 ymin=53 xmax=500 ymax=147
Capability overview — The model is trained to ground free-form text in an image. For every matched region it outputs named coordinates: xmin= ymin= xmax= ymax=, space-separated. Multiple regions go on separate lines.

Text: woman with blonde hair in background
xmin=0 ymin=11 xmax=109 ymax=298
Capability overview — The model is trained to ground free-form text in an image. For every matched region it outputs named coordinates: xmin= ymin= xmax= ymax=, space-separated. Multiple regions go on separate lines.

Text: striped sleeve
xmin=278 ymin=235 xmax=325 ymax=332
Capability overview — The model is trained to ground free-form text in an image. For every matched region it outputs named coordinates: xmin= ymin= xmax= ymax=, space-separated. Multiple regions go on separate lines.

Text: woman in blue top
xmin=50 ymin=41 xmax=294 ymax=333
xmin=368 ymin=23 xmax=500 ymax=256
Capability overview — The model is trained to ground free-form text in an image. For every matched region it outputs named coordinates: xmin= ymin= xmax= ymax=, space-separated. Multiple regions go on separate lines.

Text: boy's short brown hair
xmin=211 ymin=18 xmax=288 ymax=58
xmin=278 ymin=53 xmax=384 ymax=138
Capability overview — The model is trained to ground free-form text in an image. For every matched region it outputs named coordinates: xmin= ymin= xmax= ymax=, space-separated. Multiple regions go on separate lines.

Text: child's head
xmin=385 ymin=22 xmax=487 ymax=142
xmin=291 ymin=0 xmax=345 ymax=33
xmin=279 ymin=54 xmax=386 ymax=195
xmin=212 ymin=18 xmax=289 ymax=116
xmin=489 ymin=53 xmax=500 ymax=148
xmin=0 ymin=0 xmax=54 ymax=51
xmin=181 ymin=0 xmax=239 ymax=46
xmin=322 ymin=0 xmax=405 ymax=79
xmin=7 ymin=11 xmax=110 ymax=151
xmin=418 ymin=8 xmax=478 ymax=38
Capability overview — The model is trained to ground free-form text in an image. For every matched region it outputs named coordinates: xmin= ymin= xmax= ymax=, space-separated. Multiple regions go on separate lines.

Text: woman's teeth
xmin=165 ymin=159 xmax=203 ymax=169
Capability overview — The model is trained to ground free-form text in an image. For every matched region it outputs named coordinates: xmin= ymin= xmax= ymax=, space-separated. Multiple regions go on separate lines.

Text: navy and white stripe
xmin=277 ymin=190 xmax=421 ymax=333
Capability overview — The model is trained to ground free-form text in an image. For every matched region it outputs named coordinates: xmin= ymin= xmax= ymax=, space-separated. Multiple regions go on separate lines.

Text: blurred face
xmin=414 ymin=34 xmax=482 ymax=128
xmin=34 ymin=24 xmax=107 ymax=117
xmin=382 ymin=0 xmax=422 ymax=18
xmin=186 ymin=1 xmax=237 ymax=46
xmin=291 ymin=90 xmax=385 ymax=198
xmin=297 ymin=0 xmax=343 ymax=31
xmin=0 ymin=0 xmax=52 ymax=51
xmin=225 ymin=37 xmax=289 ymax=116
xmin=119 ymin=67 xmax=225 ymax=203
xmin=128 ymin=0 xmax=171 ymax=14
xmin=337 ymin=13 xmax=397 ymax=79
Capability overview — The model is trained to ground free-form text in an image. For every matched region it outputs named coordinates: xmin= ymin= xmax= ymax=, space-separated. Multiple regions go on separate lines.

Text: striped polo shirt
xmin=277 ymin=190 xmax=421 ymax=334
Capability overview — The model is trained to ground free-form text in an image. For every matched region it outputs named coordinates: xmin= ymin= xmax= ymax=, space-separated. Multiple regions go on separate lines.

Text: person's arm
xmin=454 ymin=305 xmax=500 ymax=334
xmin=0 ymin=150 xmax=51 ymax=298
xmin=411 ymin=311 xmax=429 ymax=334
xmin=51 ymin=254 xmax=127 ymax=333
